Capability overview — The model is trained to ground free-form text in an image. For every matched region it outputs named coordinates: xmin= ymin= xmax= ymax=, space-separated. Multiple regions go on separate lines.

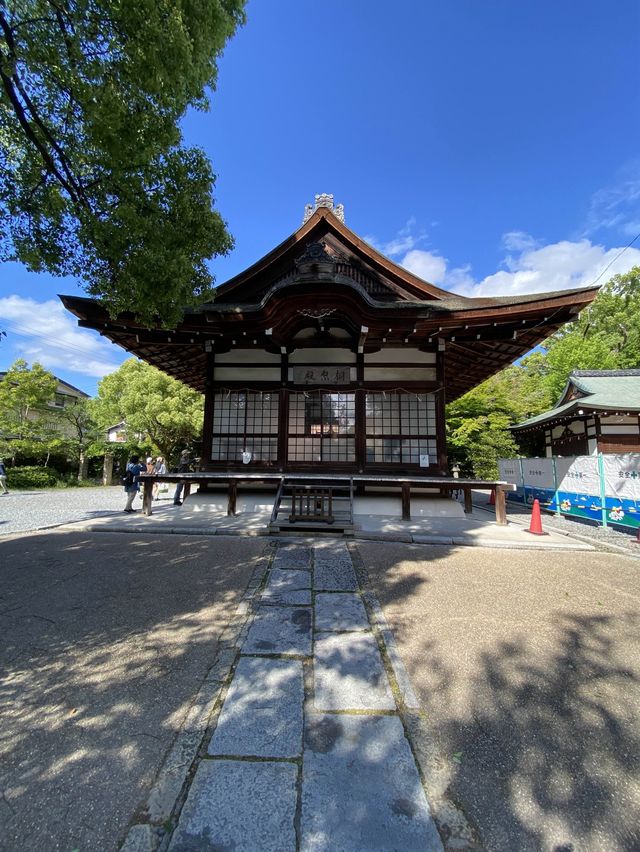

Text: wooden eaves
xmin=59 ymin=207 xmax=599 ymax=402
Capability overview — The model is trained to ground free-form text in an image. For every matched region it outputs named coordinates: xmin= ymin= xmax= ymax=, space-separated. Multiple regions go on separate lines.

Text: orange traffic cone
xmin=526 ymin=498 xmax=548 ymax=535
xmin=488 ymin=488 xmax=495 ymax=506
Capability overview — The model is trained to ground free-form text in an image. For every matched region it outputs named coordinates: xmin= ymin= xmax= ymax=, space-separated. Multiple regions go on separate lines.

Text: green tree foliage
xmin=446 ymin=267 xmax=640 ymax=476
xmin=0 ymin=357 xmax=59 ymax=458
xmin=0 ymin=0 xmax=245 ymax=325
xmin=541 ymin=266 xmax=640 ymax=400
xmin=446 ymin=363 xmax=552 ymax=478
xmin=55 ymin=396 xmax=102 ymax=479
xmin=91 ymin=358 xmax=203 ymax=464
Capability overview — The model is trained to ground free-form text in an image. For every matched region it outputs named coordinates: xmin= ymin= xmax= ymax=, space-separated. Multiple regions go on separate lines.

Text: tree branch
xmin=0 ymin=11 xmax=89 ymax=208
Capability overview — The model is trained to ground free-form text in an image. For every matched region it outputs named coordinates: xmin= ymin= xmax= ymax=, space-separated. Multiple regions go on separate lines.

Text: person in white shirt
xmin=152 ymin=456 xmax=167 ymax=501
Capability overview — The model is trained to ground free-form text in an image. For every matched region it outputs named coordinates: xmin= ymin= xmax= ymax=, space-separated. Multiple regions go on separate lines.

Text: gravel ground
xmin=3 ymin=486 xmax=639 ymax=553
xmin=358 ymin=540 xmax=640 ymax=852
xmin=0 ymin=529 xmax=266 ymax=851
xmin=470 ymin=492 xmax=640 ymax=555
xmin=0 ymin=485 xmax=163 ymax=537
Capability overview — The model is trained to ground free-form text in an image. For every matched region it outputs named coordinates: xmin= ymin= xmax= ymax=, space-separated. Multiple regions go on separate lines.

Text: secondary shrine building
xmin=61 ymin=196 xmax=598 ymax=476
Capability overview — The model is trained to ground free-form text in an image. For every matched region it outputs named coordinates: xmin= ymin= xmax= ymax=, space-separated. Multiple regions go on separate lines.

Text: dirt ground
xmin=356 ymin=541 xmax=640 ymax=852
xmin=0 ymin=530 xmax=268 ymax=852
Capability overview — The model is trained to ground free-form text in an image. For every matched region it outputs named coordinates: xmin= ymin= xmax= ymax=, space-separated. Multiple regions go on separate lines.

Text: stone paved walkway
xmin=166 ymin=540 xmax=443 ymax=852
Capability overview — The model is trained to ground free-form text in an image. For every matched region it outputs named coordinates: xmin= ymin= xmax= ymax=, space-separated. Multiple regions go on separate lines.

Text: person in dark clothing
xmin=123 ymin=455 xmax=146 ymax=512
xmin=0 ymin=458 xmax=8 ymax=494
xmin=173 ymin=449 xmax=191 ymax=505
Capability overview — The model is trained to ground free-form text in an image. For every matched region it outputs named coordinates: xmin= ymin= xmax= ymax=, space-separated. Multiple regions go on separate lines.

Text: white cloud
xmin=400 ymin=236 xmax=640 ymax=298
xmin=401 ymin=249 xmax=448 ymax=284
xmin=0 ymin=295 xmax=124 ymax=377
xmin=502 ymin=231 xmax=540 ymax=252
xmin=400 ymin=248 xmax=475 ymax=291
xmin=365 ymin=217 xmax=427 ymax=257
xmin=621 ymin=220 xmax=640 ymax=238
xmin=585 ymin=162 xmax=640 ymax=238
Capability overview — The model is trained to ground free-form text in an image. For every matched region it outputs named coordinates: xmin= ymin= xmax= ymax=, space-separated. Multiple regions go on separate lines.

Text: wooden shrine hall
xmin=61 ymin=194 xmax=598 ymax=528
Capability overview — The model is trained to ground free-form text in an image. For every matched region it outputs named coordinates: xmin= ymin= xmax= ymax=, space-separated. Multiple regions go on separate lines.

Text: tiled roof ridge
xmin=572 ymin=369 xmax=640 ymax=377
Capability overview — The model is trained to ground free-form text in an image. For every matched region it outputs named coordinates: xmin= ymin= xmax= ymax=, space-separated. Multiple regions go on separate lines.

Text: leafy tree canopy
xmin=90 ymin=358 xmax=203 ymax=464
xmin=541 ymin=266 xmax=640 ymax=400
xmin=446 ymin=363 xmax=552 ymax=478
xmin=0 ymin=0 xmax=245 ymax=325
xmin=446 ymin=266 xmax=640 ymax=476
xmin=54 ymin=395 xmax=104 ymax=477
xmin=0 ymin=357 xmax=59 ymax=456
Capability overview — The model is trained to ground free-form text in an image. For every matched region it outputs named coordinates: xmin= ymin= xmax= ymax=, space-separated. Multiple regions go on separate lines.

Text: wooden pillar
xmin=495 ymin=486 xmax=507 ymax=525
xmin=355 ymin=353 xmax=366 ymax=472
xmin=184 ymin=481 xmax=192 ymax=500
xmin=228 ymin=480 xmax=237 ymax=515
xmin=463 ymin=487 xmax=473 ymax=514
xmin=435 ymin=349 xmax=448 ymax=474
xmin=202 ymin=351 xmax=215 ymax=467
xmin=142 ymin=479 xmax=154 ymax=516
xmin=278 ymin=350 xmax=289 ymax=472
xmin=278 ymin=389 xmax=288 ymax=472
xmin=401 ymin=483 xmax=411 ymax=520
xmin=595 ymin=414 xmax=603 ymax=454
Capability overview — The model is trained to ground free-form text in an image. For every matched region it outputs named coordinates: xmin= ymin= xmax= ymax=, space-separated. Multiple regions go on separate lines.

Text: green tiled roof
xmin=512 ymin=370 xmax=640 ymax=430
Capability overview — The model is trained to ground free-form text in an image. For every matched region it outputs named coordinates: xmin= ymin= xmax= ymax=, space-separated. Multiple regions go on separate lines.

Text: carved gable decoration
xmin=302 ymin=194 xmax=345 ymax=224
xmin=294 ymin=242 xmax=340 ymax=279
xmin=287 ymin=240 xmax=412 ymax=302
xmin=212 ymin=205 xmax=455 ymax=306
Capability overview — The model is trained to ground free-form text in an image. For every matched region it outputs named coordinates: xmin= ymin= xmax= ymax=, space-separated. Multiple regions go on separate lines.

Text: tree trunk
xmin=77 ymin=449 xmax=89 ymax=482
xmin=102 ymin=452 xmax=114 ymax=486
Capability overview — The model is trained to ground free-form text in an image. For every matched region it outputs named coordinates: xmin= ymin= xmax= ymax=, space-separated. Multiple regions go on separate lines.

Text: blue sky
xmin=2 ymin=0 xmax=639 ymax=394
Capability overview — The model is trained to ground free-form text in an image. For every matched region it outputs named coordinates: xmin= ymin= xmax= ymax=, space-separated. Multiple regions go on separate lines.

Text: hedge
xmin=4 ymin=466 xmax=62 ymax=489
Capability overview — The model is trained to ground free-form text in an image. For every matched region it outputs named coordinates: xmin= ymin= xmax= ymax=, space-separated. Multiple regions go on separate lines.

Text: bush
xmin=5 ymin=465 xmax=61 ymax=489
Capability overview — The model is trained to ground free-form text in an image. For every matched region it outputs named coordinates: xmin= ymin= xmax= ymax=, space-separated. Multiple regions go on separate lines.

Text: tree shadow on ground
xmin=0 ymin=530 xmax=269 ymax=852
xmin=357 ymin=541 xmax=640 ymax=852
xmin=435 ymin=611 xmax=640 ymax=851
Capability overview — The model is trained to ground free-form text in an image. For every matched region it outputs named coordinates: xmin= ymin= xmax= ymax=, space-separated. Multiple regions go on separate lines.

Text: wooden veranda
xmin=138 ymin=472 xmax=516 ymax=529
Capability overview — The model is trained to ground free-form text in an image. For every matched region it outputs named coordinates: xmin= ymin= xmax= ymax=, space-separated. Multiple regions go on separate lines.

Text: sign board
xmin=601 ymin=454 xmax=640 ymax=527
xmin=555 ymin=456 xmax=600 ymax=498
xmin=498 ymin=459 xmax=522 ymax=487
xmin=522 ymin=458 xmax=555 ymax=489
xmin=602 ymin=454 xmax=640 ymax=502
xmin=419 ymin=454 xmax=430 ymax=468
xmin=521 ymin=458 xmax=555 ymax=506
xmin=554 ymin=455 xmax=602 ymax=522
xmin=498 ymin=458 xmax=524 ymax=502
xmin=501 ymin=453 xmax=640 ymax=529
xmin=292 ymin=366 xmax=351 ymax=385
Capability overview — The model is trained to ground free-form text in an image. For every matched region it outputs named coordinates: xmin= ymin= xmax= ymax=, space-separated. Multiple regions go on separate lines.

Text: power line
xmin=2 ymin=320 xmax=122 ymax=364
xmin=589 ymin=230 xmax=640 ymax=289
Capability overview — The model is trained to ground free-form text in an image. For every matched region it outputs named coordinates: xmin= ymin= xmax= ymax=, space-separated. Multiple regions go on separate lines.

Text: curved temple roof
xmin=513 ymin=370 xmax=640 ymax=431
xmin=60 ymin=207 xmax=599 ymax=402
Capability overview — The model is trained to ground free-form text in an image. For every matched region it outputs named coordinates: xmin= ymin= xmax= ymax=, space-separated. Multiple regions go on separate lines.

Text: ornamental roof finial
xmin=302 ymin=194 xmax=345 ymax=224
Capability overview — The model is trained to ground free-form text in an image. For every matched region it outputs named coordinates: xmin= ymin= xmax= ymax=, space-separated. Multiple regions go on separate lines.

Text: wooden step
xmin=269 ymin=521 xmax=356 ymax=534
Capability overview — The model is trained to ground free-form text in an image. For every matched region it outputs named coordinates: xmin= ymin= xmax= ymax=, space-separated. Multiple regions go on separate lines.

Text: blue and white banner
xmin=522 ymin=458 xmax=555 ymax=506
xmin=601 ymin=454 xmax=640 ymax=528
xmin=498 ymin=458 xmax=524 ymax=502
xmin=552 ymin=456 xmax=602 ymax=522
xmin=499 ymin=454 xmax=640 ymax=529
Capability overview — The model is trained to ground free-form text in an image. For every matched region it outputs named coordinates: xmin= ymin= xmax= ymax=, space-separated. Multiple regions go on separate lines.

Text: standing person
xmin=173 ymin=449 xmax=191 ymax=506
xmin=152 ymin=456 xmax=167 ymax=501
xmin=0 ymin=458 xmax=8 ymax=494
xmin=139 ymin=456 xmax=155 ymax=502
xmin=123 ymin=454 xmax=146 ymax=513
